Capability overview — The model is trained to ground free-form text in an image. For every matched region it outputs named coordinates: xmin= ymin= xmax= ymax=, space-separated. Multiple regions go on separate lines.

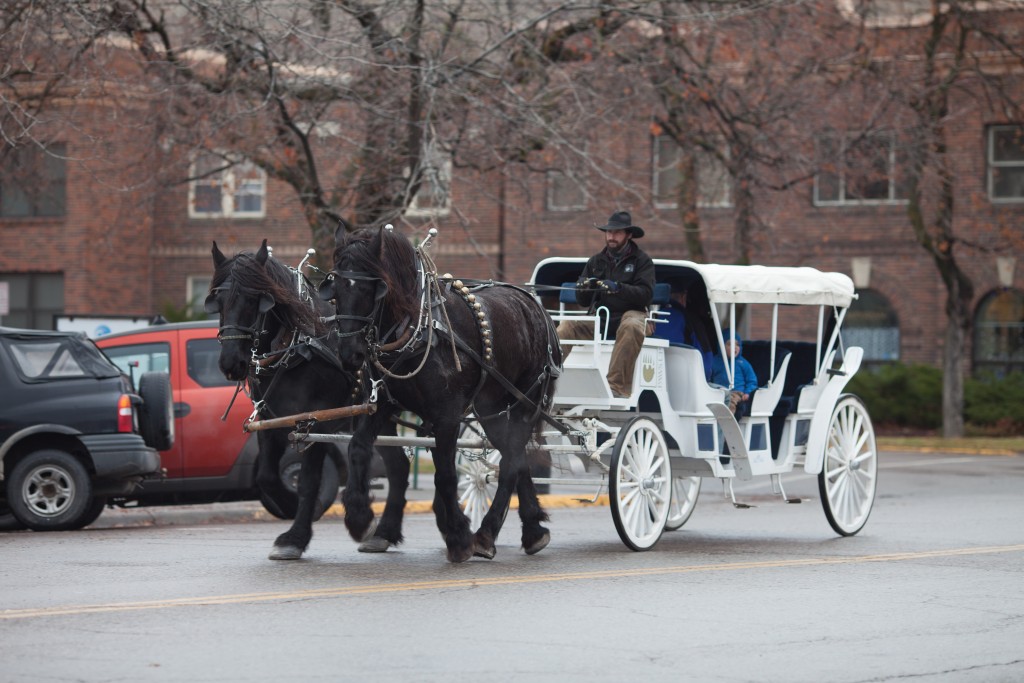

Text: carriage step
xmin=707 ymin=403 xmax=749 ymax=460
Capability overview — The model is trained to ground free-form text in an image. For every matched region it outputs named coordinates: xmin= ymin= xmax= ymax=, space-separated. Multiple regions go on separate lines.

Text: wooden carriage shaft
xmin=244 ymin=403 xmax=377 ymax=432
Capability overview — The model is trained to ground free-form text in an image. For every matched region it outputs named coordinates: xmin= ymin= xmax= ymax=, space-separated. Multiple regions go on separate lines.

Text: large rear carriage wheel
xmin=609 ymin=417 xmax=672 ymax=551
xmin=818 ymin=395 xmax=877 ymax=536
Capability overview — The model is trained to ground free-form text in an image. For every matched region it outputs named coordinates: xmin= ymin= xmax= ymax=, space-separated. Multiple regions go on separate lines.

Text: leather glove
xmin=598 ymin=280 xmax=620 ymax=293
xmin=577 ymin=277 xmax=599 ymax=289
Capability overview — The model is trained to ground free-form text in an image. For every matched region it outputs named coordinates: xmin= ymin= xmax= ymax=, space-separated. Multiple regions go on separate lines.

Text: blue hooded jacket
xmin=710 ymin=332 xmax=758 ymax=394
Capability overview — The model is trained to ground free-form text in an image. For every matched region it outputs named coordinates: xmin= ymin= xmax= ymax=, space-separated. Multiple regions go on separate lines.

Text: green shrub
xmin=848 ymin=363 xmax=1024 ymax=434
xmin=846 ymin=363 xmax=942 ymax=429
xmin=965 ymin=372 xmax=1024 ymax=431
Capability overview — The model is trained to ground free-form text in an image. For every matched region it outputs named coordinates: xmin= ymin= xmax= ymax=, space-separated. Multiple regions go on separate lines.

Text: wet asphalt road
xmin=2 ymin=450 xmax=1023 ymax=683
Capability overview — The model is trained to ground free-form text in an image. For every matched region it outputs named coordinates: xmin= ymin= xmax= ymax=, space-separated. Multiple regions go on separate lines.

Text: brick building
xmin=1 ymin=5 xmax=1022 ymax=377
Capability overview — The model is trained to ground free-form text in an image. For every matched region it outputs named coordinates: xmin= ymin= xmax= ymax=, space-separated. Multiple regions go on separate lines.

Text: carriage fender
xmin=803 ymin=346 xmax=863 ymax=475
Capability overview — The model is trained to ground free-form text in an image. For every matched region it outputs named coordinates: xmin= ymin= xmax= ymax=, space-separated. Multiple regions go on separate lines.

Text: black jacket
xmin=576 ymin=242 xmax=656 ymax=338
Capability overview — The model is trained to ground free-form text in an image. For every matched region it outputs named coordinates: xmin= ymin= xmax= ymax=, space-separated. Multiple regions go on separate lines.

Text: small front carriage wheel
xmin=609 ymin=417 xmax=672 ymax=551
xmin=664 ymin=476 xmax=701 ymax=531
xmin=818 ymin=395 xmax=878 ymax=536
xmin=456 ymin=421 xmax=504 ymax=531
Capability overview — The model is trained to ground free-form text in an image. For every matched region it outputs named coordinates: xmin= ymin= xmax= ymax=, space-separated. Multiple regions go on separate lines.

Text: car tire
xmin=259 ymin=450 xmax=341 ymax=521
xmin=138 ymin=372 xmax=175 ymax=451
xmin=0 ymin=504 xmax=27 ymax=532
xmin=6 ymin=449 xmax=97 ymax=531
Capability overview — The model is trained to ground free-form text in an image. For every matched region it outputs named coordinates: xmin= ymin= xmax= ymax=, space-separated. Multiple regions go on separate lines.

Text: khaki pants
xmin=557 ymin=310 xmax=648 ymax=397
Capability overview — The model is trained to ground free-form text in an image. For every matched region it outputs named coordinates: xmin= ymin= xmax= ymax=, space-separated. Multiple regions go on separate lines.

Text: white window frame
xmin=546 ymin=170 xmax=587 ymax=211
xmin=814 ymin=132 xmax=909 ymax=206
xmin=987 ymin=124 xmax=1024 ymax=204
xmin=652 ymin=134 xmax=732 ymax=209
xmin=188 ymin=153 xmax=266 ymax=219
xmin=187 ymin=275 xmax=213 ymax=318
xmin=406 ymin=146 xmax=452 ymax=218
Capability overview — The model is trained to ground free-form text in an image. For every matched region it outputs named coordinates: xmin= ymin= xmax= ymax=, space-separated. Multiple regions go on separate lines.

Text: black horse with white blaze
xmin=320 ymin=225 xmax=562 ymax=563
xmin=206 ymin=240 xmax=411 ymax=560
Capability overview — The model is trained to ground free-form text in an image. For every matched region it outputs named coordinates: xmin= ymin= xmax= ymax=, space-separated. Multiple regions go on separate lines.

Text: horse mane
xmin=335 ymin=228 xmax=420 ymax=325
xmin=211 ymin=250 xmax=326 ymax=336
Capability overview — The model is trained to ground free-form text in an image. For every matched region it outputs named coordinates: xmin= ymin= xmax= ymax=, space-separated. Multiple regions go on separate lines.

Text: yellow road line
xmin=4 ymin=544 xmax=1022 ymax=621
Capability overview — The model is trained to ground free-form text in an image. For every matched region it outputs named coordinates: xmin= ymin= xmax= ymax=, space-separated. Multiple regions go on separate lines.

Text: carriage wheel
xmin=664 ymin=476 xmax=701 ymax=531
xmin=609 ymin=417 xmax=672 ymax=551
xmin=456 ymin=421 xmax=503 ymax=530
xmin=818 ymin=395 xmax=878 ymax=537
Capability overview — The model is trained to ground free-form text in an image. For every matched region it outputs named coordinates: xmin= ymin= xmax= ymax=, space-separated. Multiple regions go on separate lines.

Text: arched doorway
xmin=973 ymin=288 xmax=1024 ymax=377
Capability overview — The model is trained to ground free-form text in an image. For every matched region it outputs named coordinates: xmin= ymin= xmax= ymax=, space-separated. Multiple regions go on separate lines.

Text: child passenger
xmin=711 ymin=331 xmax=758 ymax=415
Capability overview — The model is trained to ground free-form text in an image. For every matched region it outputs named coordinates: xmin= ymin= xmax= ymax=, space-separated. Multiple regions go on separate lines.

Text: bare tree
xmin=843 ymin=0 xmax=1024 ymax=436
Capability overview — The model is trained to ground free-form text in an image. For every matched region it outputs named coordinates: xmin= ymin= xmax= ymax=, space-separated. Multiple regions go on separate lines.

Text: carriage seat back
xmin=559 ymin=282 xmax=578 ymax=306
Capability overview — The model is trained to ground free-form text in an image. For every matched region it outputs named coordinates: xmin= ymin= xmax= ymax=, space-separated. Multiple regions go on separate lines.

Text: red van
xmin=96 ymin=320 xmax=356 ymax=517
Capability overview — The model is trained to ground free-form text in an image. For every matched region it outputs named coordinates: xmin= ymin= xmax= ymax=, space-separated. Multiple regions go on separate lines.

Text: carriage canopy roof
xmin=530 ymin=258 xmax=856 ymax=308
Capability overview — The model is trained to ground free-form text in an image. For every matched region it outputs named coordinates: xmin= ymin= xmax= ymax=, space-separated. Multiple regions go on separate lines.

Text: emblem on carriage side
xmin=640 ymin=349 xmax=661 ymax=387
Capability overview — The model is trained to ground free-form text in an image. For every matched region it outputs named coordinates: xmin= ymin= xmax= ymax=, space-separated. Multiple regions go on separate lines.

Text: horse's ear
xmin=256 ymin=239 xmax=269 ymax=265
xmin=334 ymin=218 xmax=351 ymax=245
xmin=258 ymin=292 xmax=275 ymax=313
xmin=371 ymin=225 xmax=384 ymax=256
xmin=212 ymin=241 xmax=226 ymax=267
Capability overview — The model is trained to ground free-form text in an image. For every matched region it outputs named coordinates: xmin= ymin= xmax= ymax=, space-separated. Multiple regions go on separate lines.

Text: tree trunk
xmin=677 ymin=150 xmax=705 ymax=262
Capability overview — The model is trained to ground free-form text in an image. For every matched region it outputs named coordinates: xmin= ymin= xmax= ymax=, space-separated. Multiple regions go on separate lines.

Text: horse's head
xmin=206 ymin=240 xmax=322 ymax=381
xmin=319 ymin=225 xmax=419 ymax=372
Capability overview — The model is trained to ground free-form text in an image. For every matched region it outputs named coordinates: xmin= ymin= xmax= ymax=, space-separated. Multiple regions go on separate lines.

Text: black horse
xmin=206 ymin=240 xmax=411 ymax=560
xmin=320 ymin=225 xmax=562 ymax=562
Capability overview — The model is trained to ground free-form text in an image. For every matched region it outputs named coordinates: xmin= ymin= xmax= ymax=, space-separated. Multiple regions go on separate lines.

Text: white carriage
xmin=458 ymin=257 xmax=878 ymax=551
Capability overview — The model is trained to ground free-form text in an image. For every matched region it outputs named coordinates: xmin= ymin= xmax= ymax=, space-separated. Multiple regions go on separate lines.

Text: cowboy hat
xmin=595 ymin=210 xmax=644 ymax=238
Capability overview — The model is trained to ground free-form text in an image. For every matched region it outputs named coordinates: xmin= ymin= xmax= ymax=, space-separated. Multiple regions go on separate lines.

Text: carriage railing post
xmin=709 ymin=302 xmax=732 ymax=387
xmin=816 ymin=305 xmax=824 ymax=376
xmin=770 ymin=304 xmax=779 ymax=384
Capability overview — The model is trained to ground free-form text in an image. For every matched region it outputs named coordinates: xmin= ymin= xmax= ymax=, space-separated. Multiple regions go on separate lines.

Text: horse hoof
xmin=358 ymin=537 xmax=391 ymax=553
xmin=447 ymin=546 xmax=474 ymax=563
xmin=523 ymin=532 xmax=550 ymax=556
xmin=268 ymin=545 xmax=304 ymax=560
xmin=473 ymin=543 xmax=496 ymax=560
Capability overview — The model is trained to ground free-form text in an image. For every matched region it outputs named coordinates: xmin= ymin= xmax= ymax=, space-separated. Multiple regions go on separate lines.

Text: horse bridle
xmin=321 ymin=270 xmax=389 ymax=342
xmin=206 ymin=281 xmax=280 ymax=373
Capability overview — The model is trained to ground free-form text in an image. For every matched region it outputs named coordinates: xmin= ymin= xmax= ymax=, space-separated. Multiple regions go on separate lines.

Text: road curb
xmin=320 ymin=493 xmax=610 ymax=520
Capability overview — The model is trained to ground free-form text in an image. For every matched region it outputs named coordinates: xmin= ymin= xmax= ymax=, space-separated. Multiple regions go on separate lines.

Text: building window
xmin=188 ymin=153 xmax=266 ymax=219
xmin=0 ymin=273 xmax=64 ymax=330
xmin=546 ymin=171 xmax=586 ymax=211
xmin=815 ymin=132 xmax=909 ymax=205
xmin=988 ymin=125 xmax=1024 ymax=203
xmin=844 ymin=289 xmax=900 ymax=362
xmin=0 ymin=143 xmax=67 ymax=218
xmin=652 ymin=135 xmax=732 ymax=209
xmin=973 ymin=288 xmax=1024 ymax=377
xmin=406 ymin=145 xmax=451 ymax=217
xmin=187 ymin=275 xmax=213 ymax=319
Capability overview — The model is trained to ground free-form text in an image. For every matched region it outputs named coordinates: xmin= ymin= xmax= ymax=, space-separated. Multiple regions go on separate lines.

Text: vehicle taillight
xmin=117 ymin=394 xmax=134 ymax=433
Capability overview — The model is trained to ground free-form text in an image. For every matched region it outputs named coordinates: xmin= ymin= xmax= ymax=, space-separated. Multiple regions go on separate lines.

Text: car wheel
xmin=259 ymin=451 xmax=341 ymax=521
xmin=0 ymin=504 xmax=27 ymax=532
xmin=138 ymin=371 xmax=175 ymax=451
xmin=6 ymin=449 xmax=97 ymax=531
xmin=71 ymin=497 xmax=108 ymax=530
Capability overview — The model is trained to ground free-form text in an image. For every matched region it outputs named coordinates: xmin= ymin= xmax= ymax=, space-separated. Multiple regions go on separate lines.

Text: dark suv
xmin=0 ymin=327 xmax=171 ymax=531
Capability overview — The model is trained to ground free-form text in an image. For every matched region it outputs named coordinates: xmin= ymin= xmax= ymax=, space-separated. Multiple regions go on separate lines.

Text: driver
xmin=556 ymin=211 xmax=655 ymax=398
